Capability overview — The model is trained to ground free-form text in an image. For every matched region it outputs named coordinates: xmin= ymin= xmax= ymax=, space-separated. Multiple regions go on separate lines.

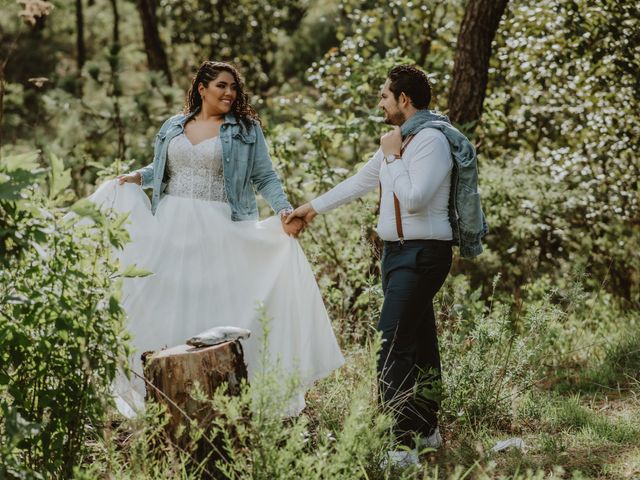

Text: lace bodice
xmin=165 ymin=134 xmax=227 ymax=202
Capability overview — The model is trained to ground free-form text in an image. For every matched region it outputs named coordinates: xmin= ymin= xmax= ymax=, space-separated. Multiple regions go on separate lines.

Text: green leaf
xmin=2 ymin=404 xmax=41 ymax=445
xmin=1 ymin=151 xmax=40 ymax=172
xmin=0 ymin=168 xmax=45 ymax=201
xmin=70 ymin=199 xmax=105 ymax=225
xmin=48 ymin=153 xmax=72 ymax=200
xmin=118 ymin=263 xmax=153 ymax=278
xmin=108 ymin=295 xmax=121 ymax=314
xmin=111 ymin=212 xmax=131 ymax=230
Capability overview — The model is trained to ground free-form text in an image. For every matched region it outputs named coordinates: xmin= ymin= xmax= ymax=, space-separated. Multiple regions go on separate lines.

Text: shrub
xmin=438 ymin=274 xmax=563 ymax=430
xmin=0 ymin=152 xmax=131 ymax=478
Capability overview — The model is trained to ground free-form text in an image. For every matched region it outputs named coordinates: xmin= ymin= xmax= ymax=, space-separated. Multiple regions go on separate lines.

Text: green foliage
xmin=437 ymin=274 xmax=563 ymax=430
xmin=510 ymin=390 xmax=640 ymax=479
xmin=0 ymin=404 xmax=43 ymax=480
xmin=198 ymin=314 xmax=393 ymax=479
xmin=159 ymin=0 xmax=307 ymax=93
xmin=0 ymin=152 xmax=131 ymax=478
xmin=0 ymin=151 xmax=45 ymax=263
xmin=333 ymin=0 xmax=461 ymax=76
xmin=74 ymin=402 xmax=192 ymax=479
xmin=78 ymin=316 xmax=396 ymax=479
xmin=480 ymin=0 xmax=640 ymax=303
xmin=1 ymin=0 xmax=639 ymax=477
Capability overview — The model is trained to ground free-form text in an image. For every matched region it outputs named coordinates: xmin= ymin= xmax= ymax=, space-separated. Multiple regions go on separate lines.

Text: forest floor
xmin=382 ymin=337 xmax=640 ymax=479
xmin=88 ymin=316 xmax=640 ymax=480
xmin=435 ymin=389 xmax=640 ymax=479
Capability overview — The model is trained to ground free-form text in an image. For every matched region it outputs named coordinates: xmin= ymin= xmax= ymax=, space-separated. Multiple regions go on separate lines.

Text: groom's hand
xmin=380 ymin=126 xmax=402 ymax=156
xmin=286 ymin=203 xmax=317 ymax=226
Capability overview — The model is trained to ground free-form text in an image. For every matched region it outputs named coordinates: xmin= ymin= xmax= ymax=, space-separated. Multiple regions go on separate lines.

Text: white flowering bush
xmin=479 ymin=0 xmax=639 ymax=301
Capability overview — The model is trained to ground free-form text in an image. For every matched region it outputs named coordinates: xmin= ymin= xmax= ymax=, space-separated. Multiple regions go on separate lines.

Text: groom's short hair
xmin=387 ymin=65 xmax=431 ymax=109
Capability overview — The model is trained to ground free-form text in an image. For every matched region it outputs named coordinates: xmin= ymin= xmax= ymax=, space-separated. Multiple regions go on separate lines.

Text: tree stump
xmin=143 ymin=340 xmax=247 ymax=439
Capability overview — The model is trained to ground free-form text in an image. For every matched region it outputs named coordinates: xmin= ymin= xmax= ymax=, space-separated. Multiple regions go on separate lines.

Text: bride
xmin=89 ymin=61 xmax=344 ymax=416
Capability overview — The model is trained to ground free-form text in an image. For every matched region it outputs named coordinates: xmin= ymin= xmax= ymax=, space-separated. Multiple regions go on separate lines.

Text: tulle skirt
xmin=88 ymin=180 xmax=344 ymax=416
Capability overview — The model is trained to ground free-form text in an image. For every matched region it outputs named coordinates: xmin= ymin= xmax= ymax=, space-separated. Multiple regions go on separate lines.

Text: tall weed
xmin=181 ymin=317 xmax=393 ymax=479
xmin=438 ymin=274 xmax=563 ymax=430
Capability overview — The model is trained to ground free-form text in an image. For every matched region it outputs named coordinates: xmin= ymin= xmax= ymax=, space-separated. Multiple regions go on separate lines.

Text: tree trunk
xmin=136 ymin=0 xmax=172 ymax=85
xmin=109 ymin=0 xmax=125 ymax=159
xmin=448 ymin=0 xmax=509 ymax=128
xmin=143 ymin=340 xmax=247 ymax=440
xmin=75 ymin=0 xmax=86 ymax=72
xmin=110 ymin=0 xmax=120 ymax=45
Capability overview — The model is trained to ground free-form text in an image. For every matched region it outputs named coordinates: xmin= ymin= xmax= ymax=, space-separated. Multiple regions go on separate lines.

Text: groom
xmin=287 ymin=65 xmax=486 ymax=464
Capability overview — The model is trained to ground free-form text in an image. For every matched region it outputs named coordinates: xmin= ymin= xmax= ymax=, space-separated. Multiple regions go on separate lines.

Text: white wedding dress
xmin=88 ymin=133 xmax=344 ymax=416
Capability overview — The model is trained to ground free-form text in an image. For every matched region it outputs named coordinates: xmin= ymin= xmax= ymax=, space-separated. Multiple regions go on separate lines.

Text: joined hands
xmin=282 ymin=203 xmax=317 ymax=238
xmin=281 ymin=215 xmax=305 ymax=237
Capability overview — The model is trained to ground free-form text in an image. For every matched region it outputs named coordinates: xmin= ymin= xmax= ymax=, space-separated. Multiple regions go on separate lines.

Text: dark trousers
xmin=378 ymin=239 xmax=452 ymax=447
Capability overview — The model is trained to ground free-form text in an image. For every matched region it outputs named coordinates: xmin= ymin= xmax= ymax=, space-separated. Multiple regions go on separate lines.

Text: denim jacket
xmin=400 ymin=110 xmax=489 ymax=259
xmin=137 ymin=111 xmax=292 ymax=220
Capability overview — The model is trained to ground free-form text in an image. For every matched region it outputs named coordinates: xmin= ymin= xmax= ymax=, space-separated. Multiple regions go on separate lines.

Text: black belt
xmin=383 ymin=239 xmax=453 ymax=248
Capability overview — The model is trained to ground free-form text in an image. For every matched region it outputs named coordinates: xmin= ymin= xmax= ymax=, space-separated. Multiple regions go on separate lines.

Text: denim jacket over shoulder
xmin=400 ymin=109 xmax=489 ymax=259
xmin=137 ymin=111 xmax=291 ymax=220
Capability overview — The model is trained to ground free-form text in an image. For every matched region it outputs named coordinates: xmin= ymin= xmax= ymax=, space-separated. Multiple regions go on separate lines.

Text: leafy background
xmin=1 ymin=0 xmax=639 ymax=478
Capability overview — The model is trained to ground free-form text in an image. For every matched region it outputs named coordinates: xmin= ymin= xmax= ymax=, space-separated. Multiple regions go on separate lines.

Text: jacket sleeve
xmin=136 ymin=116 xmax=174 ymax=189
xmin=249 ymin=123 xmax=292 ymax=214
xmin=137 ymin=162 xmax=154 ymax=188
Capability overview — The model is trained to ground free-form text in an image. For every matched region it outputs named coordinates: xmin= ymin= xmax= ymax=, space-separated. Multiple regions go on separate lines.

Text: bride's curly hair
xmin=184 ymin=61 xmax=260 ymax=130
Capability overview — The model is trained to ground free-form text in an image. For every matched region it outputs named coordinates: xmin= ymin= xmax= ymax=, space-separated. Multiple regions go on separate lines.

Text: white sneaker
xmin=417 ymin=427 xmax=443 ymax=450
xmin=380 ymin=449 xmax=420 ymax=469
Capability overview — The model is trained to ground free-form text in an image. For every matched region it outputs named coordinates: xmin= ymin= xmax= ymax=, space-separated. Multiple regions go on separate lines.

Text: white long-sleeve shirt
xmin=311 ymin=128 xmax=453 ymax=242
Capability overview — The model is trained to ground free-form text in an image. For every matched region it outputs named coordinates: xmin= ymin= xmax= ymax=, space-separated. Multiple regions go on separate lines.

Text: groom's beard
xmin=383 ymin=110 xmax=406 ymax=126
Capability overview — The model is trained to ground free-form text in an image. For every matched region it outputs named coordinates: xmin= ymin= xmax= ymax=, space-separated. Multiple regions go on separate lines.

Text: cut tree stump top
xmin=144 ymin=339 xmax=248 ymax=439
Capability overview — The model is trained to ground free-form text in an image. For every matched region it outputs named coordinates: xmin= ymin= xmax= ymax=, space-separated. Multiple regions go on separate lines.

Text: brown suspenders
xmin=379 ymin=134 xmax=416 ymax=243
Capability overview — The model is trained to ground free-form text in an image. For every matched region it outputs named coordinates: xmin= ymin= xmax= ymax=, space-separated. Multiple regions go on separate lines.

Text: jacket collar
xmin=224 ymin=113 xmax=256 ymax=142
xmin=172 ymin=110 xmax=254 ymax=142
xmin=224 ymin=112 xmax=239 ymax=125
xmin=400 ymin=109 xmax=450 ymax=138
xmin=176 ymin=109 xmax=239 ymax=126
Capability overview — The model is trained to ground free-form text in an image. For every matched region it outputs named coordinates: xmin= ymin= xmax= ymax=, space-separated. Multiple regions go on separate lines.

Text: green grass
xmin=408 ymin=390 xmax=640 ymax=479
xmin=554 ymin=332 xmax=640 ymax=396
